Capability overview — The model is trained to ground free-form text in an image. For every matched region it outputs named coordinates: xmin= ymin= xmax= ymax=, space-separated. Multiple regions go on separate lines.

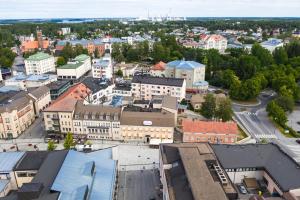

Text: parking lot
xmin=117 ymin=169 xmax=162 ymax=200
xmin=287 ymin=108 xmax=300 ymax=133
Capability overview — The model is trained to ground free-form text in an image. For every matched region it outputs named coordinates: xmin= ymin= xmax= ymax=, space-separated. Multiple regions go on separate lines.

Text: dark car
xmin=296 ymin=139 xmax=300 ymax=144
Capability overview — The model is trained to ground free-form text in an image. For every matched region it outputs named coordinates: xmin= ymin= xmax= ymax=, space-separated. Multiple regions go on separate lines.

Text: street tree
xmin=63 ymin=132 xmax=74 ymax=150
xmin=200 ymin=94 xmax=216 ymax=119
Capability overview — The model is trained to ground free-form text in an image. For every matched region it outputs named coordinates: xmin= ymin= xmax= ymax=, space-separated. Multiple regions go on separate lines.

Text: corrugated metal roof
xmin=0 ymin=152 xmax=25 ymax=172
xmin=51 ymin=149 xmax=116 ymax=200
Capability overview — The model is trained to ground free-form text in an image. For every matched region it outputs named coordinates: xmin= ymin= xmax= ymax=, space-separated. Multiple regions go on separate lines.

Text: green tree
xmin=115 ymin=69 xmax=123 ymax=77
xmin=47 ymin=140 xmax=57 ymax=151
xmin=200 ymin=94 xmax=216 ymax=119
xmin=63 ymin=132 xmax=74 ymax=150
xmin=251 ymin=43 xmax=274 ymax=67
xmin=266 ymin=101 xmax=287 ymax=127
xmin=56 ymin=56 xmax=66 ymax=66
xmin=275 ymin=96 xmax=295 ymax=113
xmin=273 ymin=47 xmax=288 ymax=65
xmin=216 ymin=98 xmax=233 ymax=122
xmin=237 ymin=55 xmax=261 ymax=80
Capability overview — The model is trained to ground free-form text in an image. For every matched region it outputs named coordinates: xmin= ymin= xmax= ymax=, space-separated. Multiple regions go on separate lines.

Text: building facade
xmin=92 ymin=54 xmax=113 ymax=79
xmin=57 ymin=54 xmax=91 ymax=80
xmin=131 ymin=75 xmax=186 ymax=101
xmin=24 ymin=52 xmax=55 ymax=75
xmin=165 ymin=60 xmax=206 ymax=89
xmin=72 ymin=101 xmax=121 ymax=140
xmin=199 ymin=34 xmax=228 ymax=53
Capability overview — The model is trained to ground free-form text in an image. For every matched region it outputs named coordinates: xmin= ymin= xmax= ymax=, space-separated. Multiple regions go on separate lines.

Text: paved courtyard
xmin=117 ymin=169 xmax=162 ymax=200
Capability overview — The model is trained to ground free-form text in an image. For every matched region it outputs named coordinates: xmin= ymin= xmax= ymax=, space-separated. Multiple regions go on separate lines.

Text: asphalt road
xmin=18 ymin=117 xmax=46 ymax=139
xmin=12 ymin=53 xmax=25 ymax=73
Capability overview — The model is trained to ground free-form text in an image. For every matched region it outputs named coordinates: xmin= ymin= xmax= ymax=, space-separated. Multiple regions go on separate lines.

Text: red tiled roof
xmin=151 ymin=61 xmax=166 ymax=71
xmin=44 ymin=83 xmax=91 ymax=112
xmin=182 ymin=119 xmax=239 ymax=135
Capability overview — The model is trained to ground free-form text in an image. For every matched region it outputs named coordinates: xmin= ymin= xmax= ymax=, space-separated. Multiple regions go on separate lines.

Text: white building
xmin=27 ymin=86 xmax=51 ymax=116
xmin=131 ymin=75 xmax=186 ymax=101
xmin=57 ymin=54 xmax=91 ymax=80
xmin=4 ymin=73 xmax=57 ymax=90
xmin=165 ymin=60 xmax=206 ymax=89
xmin=61 ymin=27 xmax=71 ymax=35
xmin=199 ymin=34 xmax=228 ymax=53
xmin=260 ymin=38 xmax=284 ymax=53
xmin=92 ymin=54 xmax=113 ymax=79
xmin=24 ymin=52 xmax=55 ymax=75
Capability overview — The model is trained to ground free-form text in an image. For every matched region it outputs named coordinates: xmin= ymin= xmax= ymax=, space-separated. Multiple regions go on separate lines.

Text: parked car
xmin=238 ymin=185 xmax=248 ymax=194
xmin=296 ymin=139 xmax=300 ymax=144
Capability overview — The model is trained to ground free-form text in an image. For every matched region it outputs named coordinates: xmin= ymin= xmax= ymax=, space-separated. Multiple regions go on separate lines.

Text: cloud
xmin=0 ymin=0 xmax=299 ymax=19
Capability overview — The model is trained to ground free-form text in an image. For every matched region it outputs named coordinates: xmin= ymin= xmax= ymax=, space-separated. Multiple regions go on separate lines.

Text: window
xmin=17 ymin=172 xmax=27 ymax=177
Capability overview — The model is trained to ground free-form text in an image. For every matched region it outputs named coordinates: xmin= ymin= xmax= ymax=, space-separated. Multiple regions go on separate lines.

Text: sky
xmin=0 ymin=0 xmax=300 ymax=19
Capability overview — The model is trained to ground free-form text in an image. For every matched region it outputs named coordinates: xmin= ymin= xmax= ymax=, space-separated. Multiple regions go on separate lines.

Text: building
xmin=131 ymin=75 xmax=186 ymax=101
xmin=3 ymin=148 xmax=117 ymax=200
xmin=5 ymin=73 xmax=57 ymax=90
xmin=56 ymin=39 xmax=106 ymax=55
xmin=13 ymin=151 xmax=49 ymax=188
xmin=57 ymin=54 xmax=91 ymax=80
xmin=260 ymin=38 xmax=284 ymax=53
xmin=20 ymin=29 xmax=49 ymax=53
xmin=114 ymin=63 xmax=138 ymax=77
xmin=47 ymin=80 xmax=71 ymax=100
xmin=0 ymin=152 xmax=25 ymax=197
xmin=0 ymin=92 xmax=35 ymax=139
xmin=82 ymin=77 xmax=114 ymax=104
xmin=165 ymin=60 xmax=206 ymax=89
xmin=199 ymin=34 xmax=228 ymax=53
xmin=212 ymin=144 xmax=300 ymax=199
xmin=92 ymin=54 xmax=113 ymax=79
xmin=61 ymin=27 xmax=71 ymax=35
xmin=159 ymin=143 xmax=237 ymax=200
xmin=182 ymin=120 xmax=239 ymax=144
xmin=72 ymin=100 xmax=121 ymax=140
xmin=120 ymin=109 xmax=175 ymax=144
xmin=112 ymin=83 xmax=132 ymax=97
xmin=150 ymin=61 xmax=166 ymax=77
xmin=24 ymin=52 xmax=55 ymax=75
xmin=190 ymin=93 xmax=226 ymax=110
xmin=43 ymin=83 xmax=91 ymax=135
xmin=27 ymin=86 xmax=51 ymax=116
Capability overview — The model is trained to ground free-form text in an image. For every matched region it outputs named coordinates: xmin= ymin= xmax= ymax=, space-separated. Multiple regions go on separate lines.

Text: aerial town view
xmin=0 ymin=0 xmax=300 ymax=200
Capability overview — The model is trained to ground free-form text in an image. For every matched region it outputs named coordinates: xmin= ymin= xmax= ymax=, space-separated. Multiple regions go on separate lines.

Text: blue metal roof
xmin=166 ymin=60 xmax=205 ymax=70
xmin=51 ymin=149 xmax=116 ymax=200
xmin=0 ymin=180 xmax=9 ymax=192
xmin=0 ymin=152 xmax=25 ymax=173
xmin=0 ymin=85 xmax=21 ymax=92
xmin=261 ymin=38 xmax=283 ymax=47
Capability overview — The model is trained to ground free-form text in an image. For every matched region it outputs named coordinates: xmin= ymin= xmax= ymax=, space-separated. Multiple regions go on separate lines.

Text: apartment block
xmin=0 ymin=92 xmax=35 ymax=139
xmin=57 ymin=54 xmax=91 ymax=80
xmin=24 ymin=52 xmax=55 ymax=75
xmin=131 ymin=75 xmax=186 ymax=101
xmin=92 ymin=54 xmax=113 ymax=79
xmin=72 ymin=100 xmax=121 ymax=140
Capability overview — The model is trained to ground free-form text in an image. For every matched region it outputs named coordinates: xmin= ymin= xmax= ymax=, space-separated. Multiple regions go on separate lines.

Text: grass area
xmin=232 ymin=98 xmax=259 ymax=105
xmin=237 ymin=125 xmax=248 ymax=141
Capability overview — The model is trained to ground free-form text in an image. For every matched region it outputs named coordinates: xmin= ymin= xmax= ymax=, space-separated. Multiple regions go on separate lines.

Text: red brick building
xmin=182 ymin=119 xmax=239 ymax=144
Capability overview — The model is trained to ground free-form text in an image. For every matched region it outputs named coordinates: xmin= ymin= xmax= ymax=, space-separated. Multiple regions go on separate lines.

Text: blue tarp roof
xmin=51 ymin=149 xmax=116 ymax=200
xmin=0 ymin=152 xmax=25 ymax=173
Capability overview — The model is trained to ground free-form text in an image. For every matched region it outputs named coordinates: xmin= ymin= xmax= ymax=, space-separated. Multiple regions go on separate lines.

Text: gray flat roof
xmin=212 ymin=144 xmax=300 ymax=192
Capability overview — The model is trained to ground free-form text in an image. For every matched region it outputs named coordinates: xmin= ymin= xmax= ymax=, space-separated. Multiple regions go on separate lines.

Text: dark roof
xmin=14 ymin=151 xmax=49 ymax=171
xmin=160 ymin=143 xmax=233 ymax=200
xmin=0 ymin=91 xmax=31 ymax=113
xmin=28 ymin=86 xmax=50 ymax=99
xmin=74 ymin=100 xmax=121 ymax=121
xmin=31 ymin=150 xmax=68 ymax=197
xmin=132 ymin=75 xmax=184 ymax=87
xmin=46 ymin=80 xmax=70 ymax=90
xmin=133 ymin=99 xmax=150 ymax=105
xmin=82 ymin=77 xmax=110 ymax=93
xmin=114 ymin=84 xmax=131 ymax=91
xmin=212 ymin=144 xmax=300 ymax=192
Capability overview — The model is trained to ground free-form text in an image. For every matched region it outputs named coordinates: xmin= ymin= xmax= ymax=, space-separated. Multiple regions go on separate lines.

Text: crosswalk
xmin=256 ymin=134 xmax=278 ymax=139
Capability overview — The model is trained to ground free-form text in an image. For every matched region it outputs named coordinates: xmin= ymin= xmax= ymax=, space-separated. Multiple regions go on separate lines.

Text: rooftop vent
xmin=213 ymin=164 xmax=228 ymax=185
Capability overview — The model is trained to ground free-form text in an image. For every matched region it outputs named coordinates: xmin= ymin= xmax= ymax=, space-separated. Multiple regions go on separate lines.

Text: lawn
xmin=237 ymin=125 xmax=248 ymax=141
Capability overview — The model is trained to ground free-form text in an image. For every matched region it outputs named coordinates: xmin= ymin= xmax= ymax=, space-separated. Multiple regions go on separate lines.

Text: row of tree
xmin=0 ymin=47 xmax=16 ymax=67
xmin=57 ymin=43 xmax=89 ymax=66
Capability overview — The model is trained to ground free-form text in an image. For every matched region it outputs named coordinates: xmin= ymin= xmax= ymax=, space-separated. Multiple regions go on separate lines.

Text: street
xmin=18 ymin=117 xmax=46 ymax=139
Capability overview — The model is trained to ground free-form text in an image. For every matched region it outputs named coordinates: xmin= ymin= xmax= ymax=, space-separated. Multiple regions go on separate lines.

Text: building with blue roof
xmin=165 ymin=60 xmax=206 ymax=89
xmin=4 ymin=73 xmax=57 ymax=90
xmin=260 ymin=38 xmax=284 ymax=53
xmin=0 ymin=152 xmax=25 ymax=196
xmin=51 ymin=149 xmax=117 ymax=200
